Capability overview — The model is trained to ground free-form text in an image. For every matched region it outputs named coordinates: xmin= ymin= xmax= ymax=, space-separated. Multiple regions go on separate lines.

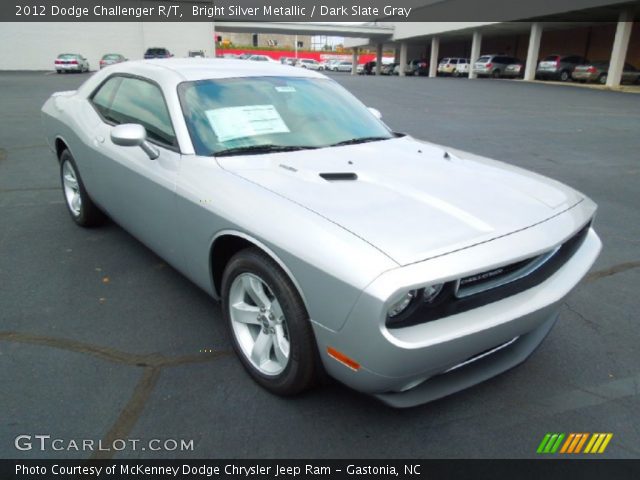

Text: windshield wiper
xmin=328 ymin=136 xmax=391 ymax=148
xmin=214 ymin=144 xmax=318 ymax=157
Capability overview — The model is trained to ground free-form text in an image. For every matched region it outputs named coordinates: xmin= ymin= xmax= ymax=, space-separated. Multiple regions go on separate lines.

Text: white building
xmin=0 ymin=22 xmax=215 ymax=70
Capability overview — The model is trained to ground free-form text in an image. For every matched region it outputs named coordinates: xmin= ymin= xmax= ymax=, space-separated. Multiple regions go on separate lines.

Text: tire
xmin=560 ymin=70 xmax=570 ymax=82
xmin=598 ymin=73 xmax=607 ymax=85
xmin=453 ymin=69 xmax=460 ymax=78
xmin=59 ymin=149 xmax=105 ymax=227
xmin=492 ymin=69 xmax=501 ymax=79
xmin=56 ymin=70 xmax=62 ymax=74
xmin=221 ymin=248 xmax=320 ymax=395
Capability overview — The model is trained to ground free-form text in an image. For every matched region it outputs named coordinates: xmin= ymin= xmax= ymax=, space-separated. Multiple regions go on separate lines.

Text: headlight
xmin=386 ymin=282 xmax=454 ymax=328
xmin=387 ymin=290 xmax=417 ymax=318
xmin=422 ymin=283 xmax=444 ymax=303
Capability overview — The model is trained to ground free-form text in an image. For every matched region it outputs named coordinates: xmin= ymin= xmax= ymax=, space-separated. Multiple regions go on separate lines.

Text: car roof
xmin=77 ymin=59 xmax=324 ymax=96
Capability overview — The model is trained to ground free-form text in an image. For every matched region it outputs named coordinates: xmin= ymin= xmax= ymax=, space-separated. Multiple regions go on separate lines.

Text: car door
xmin=86 ymin=74 xmax=185 ymax=270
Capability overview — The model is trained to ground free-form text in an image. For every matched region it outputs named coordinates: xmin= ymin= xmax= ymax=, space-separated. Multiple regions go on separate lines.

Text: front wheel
xmin=221 ymin=248 xmax=320 ymax=395
xmin=59 ymin=150 xmax=105 ymax=227
xmin=560 ymin=70 xmax=570 ymax=82
xmin=598 ymin=73 xmax=607 ymax=85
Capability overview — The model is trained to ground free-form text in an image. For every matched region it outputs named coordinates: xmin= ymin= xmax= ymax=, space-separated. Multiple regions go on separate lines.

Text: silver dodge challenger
xmin=41 ymin=59 xmax=602 ymax=407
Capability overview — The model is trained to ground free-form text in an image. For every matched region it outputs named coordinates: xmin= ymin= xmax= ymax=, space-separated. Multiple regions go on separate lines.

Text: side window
xmin=108 ymin=77 xmax=177 ymax=148
xmin=91 ymin=77 xmax=123 ymax=119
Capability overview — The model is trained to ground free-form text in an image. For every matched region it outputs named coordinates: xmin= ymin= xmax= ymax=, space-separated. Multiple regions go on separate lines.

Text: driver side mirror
xmin=368 ymin=107 xmax=382 ymax=120
xmin=110 ymin=124 xmax=159 ymax=160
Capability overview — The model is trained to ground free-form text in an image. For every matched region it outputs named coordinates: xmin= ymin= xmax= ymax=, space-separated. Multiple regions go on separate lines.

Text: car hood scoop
xmin=319 ymin=172 xmax=358 ymax=181
xmin=217 ymin=137 xmax=583 ymax=265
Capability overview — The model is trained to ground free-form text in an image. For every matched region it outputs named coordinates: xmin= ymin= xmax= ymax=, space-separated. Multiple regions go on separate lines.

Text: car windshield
xmin=476 ymin=56 xmax=491 ymax=63
xmin=147 ymin=49 xmax=167 ymax=55
xmin=103 ymin=54 xmax=120 ymax=60
xmin=178 ymin=76 xmax=393 ymax=156
xmin=58 ymin=54 xmax=78 ymax=59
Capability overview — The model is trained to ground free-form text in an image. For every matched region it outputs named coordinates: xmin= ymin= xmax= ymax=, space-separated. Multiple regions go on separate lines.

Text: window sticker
xmin=205 ymin=105 xmax=290 ymax=142
xmin=275 ymin=86 xmax=296 ymax=93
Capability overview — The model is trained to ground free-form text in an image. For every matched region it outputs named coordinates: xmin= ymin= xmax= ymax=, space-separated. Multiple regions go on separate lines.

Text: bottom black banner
xmin=2 ymin=459 xmax=639 ymax=480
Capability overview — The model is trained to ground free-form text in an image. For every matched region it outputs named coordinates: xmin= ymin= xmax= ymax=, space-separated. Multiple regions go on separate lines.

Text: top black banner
xmin=2 ymin=0 xmax=639 ymax=22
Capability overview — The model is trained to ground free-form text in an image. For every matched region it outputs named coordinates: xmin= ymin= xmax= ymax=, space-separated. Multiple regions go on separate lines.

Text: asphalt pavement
xmin=1 ymin=70 xmax=638 ymax=459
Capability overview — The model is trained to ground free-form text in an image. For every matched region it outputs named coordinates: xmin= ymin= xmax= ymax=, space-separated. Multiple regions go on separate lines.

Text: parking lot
xmin=1 ymin=70 xmax=639 ymax=459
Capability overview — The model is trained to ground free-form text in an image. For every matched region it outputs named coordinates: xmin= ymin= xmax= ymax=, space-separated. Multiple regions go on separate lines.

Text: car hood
xmin=217 ymin=136 xmax=583 ymax=266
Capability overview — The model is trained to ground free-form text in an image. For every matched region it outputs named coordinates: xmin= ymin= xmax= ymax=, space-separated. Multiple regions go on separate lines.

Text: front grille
xmin=456 ymin=245 xmax=560 ymax=298
xmin=387 ymin=221 xmax=591 ymax=329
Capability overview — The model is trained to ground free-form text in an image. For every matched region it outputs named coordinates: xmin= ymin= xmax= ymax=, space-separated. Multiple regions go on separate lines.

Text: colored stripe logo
xmin=537 ymin=433 xmax=613 ymax=454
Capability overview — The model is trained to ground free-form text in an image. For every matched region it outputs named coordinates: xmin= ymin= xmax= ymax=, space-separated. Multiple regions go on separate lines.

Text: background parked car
xmin=144 ymin=47 xmax=172 ymax=59
xmin=572 ymin=61 xmax=640 ymax=85
xmin=236 ymin=53 xmax=252 ymax=60
xmin=503 ymin=61 xmax=525 ymax=79
xmin=473 ymin=55 xmax=521 ymax=78
xmin=54 ymin=53 xmax=89 ymax=73
xmin=296 ymin=58 xmax=323 ymax=70
xmin=358 ymin=61 xmax=377 ymax=75
xmin=335 ymin=61 xmax=353 ymax=72
xmin=188 ymin=50 xmax=205 ymax=58
xmin=99 ymin=53 xmax=126 ymax=69
xmin=280 ymin=56 xmax=296 ymax=65
xmin=393 ymin=59 xmax=427 ymax=76
xmin=536 ymin=54 xmax=588 ymax=81
xmin=380 ymin=63 xmax=397 ymax=75
xmin=247 ymin=54 xmax=277 ymax=63
xmin=437 ymin=58 xmax=470 ymax=77
xmin=325 ymin=59 xmax=342 ymax=71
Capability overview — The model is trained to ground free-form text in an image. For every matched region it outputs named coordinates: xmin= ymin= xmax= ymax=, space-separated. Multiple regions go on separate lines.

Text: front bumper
xmin=311 ymin=202 xmax=601 ymax=407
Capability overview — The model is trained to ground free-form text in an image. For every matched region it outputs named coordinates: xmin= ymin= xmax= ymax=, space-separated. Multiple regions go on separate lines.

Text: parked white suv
xmin=438 ymin=58 xmax=470 ymax=77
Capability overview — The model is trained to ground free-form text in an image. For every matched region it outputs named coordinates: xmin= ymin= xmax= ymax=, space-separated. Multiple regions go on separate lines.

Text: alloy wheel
xmin=62 ymin=160 xmax=82 ymax=217
xmin=228 ymin=273 xmax=290 ymax=376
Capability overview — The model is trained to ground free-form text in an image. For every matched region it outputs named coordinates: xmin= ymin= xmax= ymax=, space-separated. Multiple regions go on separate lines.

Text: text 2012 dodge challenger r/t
xmin=41 ymin=59 xmax=601 ymax=407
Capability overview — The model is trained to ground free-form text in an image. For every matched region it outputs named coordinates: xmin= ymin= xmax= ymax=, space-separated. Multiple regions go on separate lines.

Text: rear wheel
xmin=560 ymin=70 xmax=570 ymax=82
xmin=598 ymin=73 xmax=607 ymax=85
xmin=59 ymin=150 xmax=105 ymax=227
xmin=222 ymin=248 xmax=320 ymax=395
xmin=492 ymin=69 xmax=501 ymax=78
